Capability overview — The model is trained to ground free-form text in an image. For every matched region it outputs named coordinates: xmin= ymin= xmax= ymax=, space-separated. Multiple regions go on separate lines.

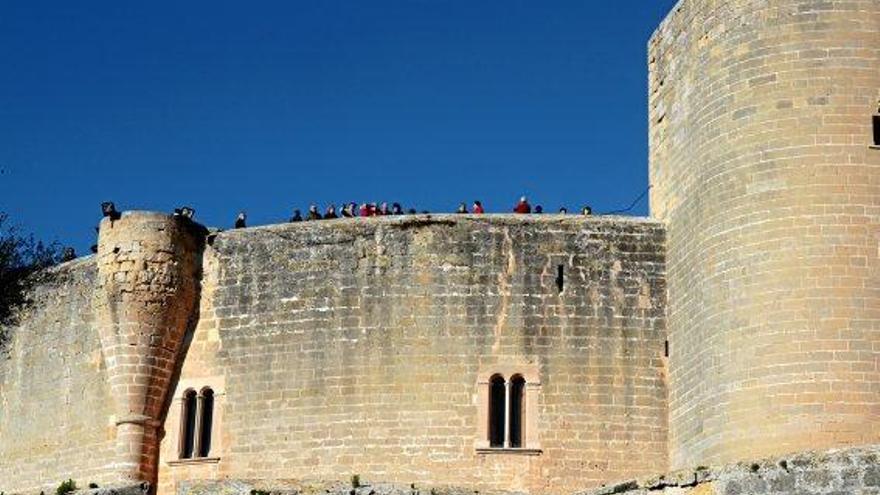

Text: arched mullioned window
xmin=476 ymin=367 xmax=540 ymax=454
xmin=487 ymin=374 xmax=527 ymax=449
xmin=179 ymin=389 xmax=197 ymax=459
xmin=178 ymin=387 xmax=215 ymax=459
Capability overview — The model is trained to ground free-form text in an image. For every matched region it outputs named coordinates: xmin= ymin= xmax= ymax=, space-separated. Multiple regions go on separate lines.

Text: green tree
xmin=0 ymin=213 xmax=61 ymax=344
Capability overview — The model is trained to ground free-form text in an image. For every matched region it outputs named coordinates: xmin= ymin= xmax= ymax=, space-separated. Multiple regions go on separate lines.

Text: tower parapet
xmin=95 ymin=211 xmax=205 ymax=485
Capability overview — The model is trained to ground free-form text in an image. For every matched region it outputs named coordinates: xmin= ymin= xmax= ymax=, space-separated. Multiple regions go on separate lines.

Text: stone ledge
xmin=475 ymin=447 xmax=543 ymax=456
xmin=167 ymin=457 xmax=221 ymax=467
xmin=212 ymin=213 xmax=663 ymax=238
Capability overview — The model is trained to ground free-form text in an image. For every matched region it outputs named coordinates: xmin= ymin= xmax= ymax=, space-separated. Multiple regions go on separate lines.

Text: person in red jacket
xmin=472 ymin=201 xmax=485 ymax=214
xmin=513 ymin=196 xmax=531 ymax=214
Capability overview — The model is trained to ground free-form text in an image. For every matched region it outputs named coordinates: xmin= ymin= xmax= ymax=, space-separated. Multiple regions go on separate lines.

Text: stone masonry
xmin=649 ymin=0 xmax=880 ymax=470
xmin=157 ymin=215 xmax=668 ymax=495
xmin=0 ymin=214 xmax=668 ymax=495
xmin=94 ymin=212 xmax=206 ymax=486
xmin=580 ymin=444 xmax=880 ymax=495
xmin=3 ymin=1 xmax=880 ymax=494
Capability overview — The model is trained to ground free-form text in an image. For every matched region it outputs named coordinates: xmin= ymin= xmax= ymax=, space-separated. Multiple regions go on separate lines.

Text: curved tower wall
xmin=156 ymin=216 xmax=668 ymax=495
xmin=95 ymin=212 xmax=204 ymax=485
xmin=649 ymin=0 xmax=880 ymax=469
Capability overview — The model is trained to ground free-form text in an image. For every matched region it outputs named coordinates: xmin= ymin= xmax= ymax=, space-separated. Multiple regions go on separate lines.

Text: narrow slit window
xmin=556 ymin=265 xmax=564 ymax=293
xmin=509 ymin=375 xmax=526 ymax=448
xmin=180 ymin=390 xmax=197 ymax=459
xmin=489 ymin=375 xmax=506 ymax=448
xmin=198 ymin=388 xmax=215 ymax=457
xmin=873 ymin=115 xmax=880 ymax=146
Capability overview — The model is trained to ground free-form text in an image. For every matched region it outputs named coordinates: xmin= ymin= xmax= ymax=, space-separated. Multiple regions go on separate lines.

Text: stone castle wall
xmin=157 ymin=215 xmax=668 ymax=495
xmin=0 ymin=259 xmax=119 ymax=493
xmin=0 ymin=214 xmax=668 ymax=495
xmin=649 ymin=0 xmax=880 ymax=470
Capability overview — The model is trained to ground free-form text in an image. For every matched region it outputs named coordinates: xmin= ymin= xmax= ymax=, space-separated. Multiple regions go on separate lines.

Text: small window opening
xmin=509 ymin=375 xmax=525 ymax=448
xmin=555 ymin=265 xmax=564 ymax=293
xmin=664 ymin=340 xmax=670 ymax=358
xmin=489 ymin=375 xmax=506 ymax=448
xmin=873 ymin=115 xmax=880 ymax=146
xmin=198 ymin=388 xmax=215 ymax=457
xmin=180 ymin=390 xmax=197 ymax=459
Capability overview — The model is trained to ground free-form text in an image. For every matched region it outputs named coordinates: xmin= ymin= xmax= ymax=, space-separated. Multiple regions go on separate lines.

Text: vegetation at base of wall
xmin=56 ymin=479 xmax=77 ymax=495
xmin=250 ymin=490 xmax=271 ymax=495
xmin=0 ymin=212 xmax=62 ymax=348
xmin=351 ymin=475 xmax=361 ymax=489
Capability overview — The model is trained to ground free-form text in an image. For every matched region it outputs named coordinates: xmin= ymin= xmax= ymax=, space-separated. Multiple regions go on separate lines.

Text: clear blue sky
xmin=0 ymin=1 xmax=677 ymax=254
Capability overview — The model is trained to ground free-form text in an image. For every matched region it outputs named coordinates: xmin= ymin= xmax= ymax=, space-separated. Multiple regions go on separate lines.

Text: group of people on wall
xmin=65 ymin=198 xmax=598 ymax=261
xmin=232 ymin=196 xmax=594 ymax=229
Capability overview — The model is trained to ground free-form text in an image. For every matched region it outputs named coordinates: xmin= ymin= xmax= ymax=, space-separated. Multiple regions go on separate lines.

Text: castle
xmin=2 ymin=1 xmax=879 ymax=494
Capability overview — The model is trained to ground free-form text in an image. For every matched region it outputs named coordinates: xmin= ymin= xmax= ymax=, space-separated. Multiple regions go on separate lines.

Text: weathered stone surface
xmin=579 ymin=445 xmax=880 ymax=495
xmin=157 ymin=215 xmax=668 ymax=495
xmin=95 ymin=212 xmax=206 ymax=485
xmin=649 ymin=0 xmax=880 ymax=470
xmin=0 ymin=213 xmax=668 ymax=495
xmin=0 ymin=257 xmax=118 ymax=493
xmin=176 ymin=478 xmax=528 ymax=495
xmin=73 ymin=482 xmax=151 ymax=495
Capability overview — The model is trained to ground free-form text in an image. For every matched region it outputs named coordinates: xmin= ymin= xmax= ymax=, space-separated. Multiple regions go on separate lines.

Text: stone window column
xmin=193 ymin=391 xmax=205 ymax=458
xmin=503 ymin=379 xmax=512 ymax=448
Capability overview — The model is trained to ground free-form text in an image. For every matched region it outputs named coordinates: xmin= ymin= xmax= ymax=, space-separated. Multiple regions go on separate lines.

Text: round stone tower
xmin=649 ymin=0 xmax=880 ymax=470
xmin=95 ymin=212 xmax=205 ymax=486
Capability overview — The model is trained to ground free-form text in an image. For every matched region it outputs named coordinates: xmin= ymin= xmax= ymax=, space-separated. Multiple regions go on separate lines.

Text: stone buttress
xmin=95 ymin=211 xmax=205 ymax=486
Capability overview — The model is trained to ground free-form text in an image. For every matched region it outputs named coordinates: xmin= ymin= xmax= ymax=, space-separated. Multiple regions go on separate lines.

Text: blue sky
xmin=0 ymin=1 xmax=677 ymax=253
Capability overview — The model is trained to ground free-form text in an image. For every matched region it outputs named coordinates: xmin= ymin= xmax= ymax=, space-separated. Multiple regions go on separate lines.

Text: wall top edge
xmin=212 ymin=213 xmax=664 ymax=239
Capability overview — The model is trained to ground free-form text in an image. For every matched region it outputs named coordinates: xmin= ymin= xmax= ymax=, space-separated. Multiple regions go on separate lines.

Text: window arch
xmin=197 ymin=388 xmax=215 ymax=457
xmin=489 ymin=375 xmax=506 ymax=448
xmin=509 ymin=375 xmax=525 ymax=448
xmin=179 ymin=389 xmax=197 ymax=459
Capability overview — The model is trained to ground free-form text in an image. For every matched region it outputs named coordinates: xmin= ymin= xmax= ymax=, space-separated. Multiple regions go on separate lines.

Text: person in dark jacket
xmin=307 ymin=204 xmax=322 ymax=220
xmin=61 ymin=247 xmax=76 ymax=262
xmin=456 ymin=202 xmax=468 ymax=214
xmin=290 ymin=209 xmax=303 ymax=222
xmin=534 ymin=205 xmax=544 ymax=214
xmin=513 ymin=196 xmax=531 ymax=214
xmin=582 ymin=206 xmax=592 ymax=216
xmin=234 ymin=212 xmax=247 ymax=229
xmin=391 ymin=203 xmax=404 ymax=215
xmin=324 ymin=204 xmax=338 ymax=219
